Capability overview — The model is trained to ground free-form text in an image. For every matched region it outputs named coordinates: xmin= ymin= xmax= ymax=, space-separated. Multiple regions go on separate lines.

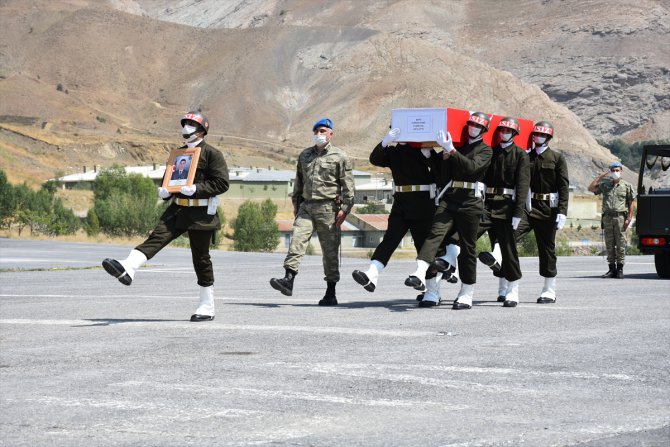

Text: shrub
xmin=356 ymin=203 xmax=388 ymax=214
xmin=86 ymin=209 xmax=100 ymax=236
xmin=232 ymin=199 xmax=280 ymax=252
xmin=93 ymin=166 xmax=165 ymax=236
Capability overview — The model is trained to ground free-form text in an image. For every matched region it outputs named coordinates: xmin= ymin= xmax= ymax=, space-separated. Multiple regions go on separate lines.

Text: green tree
xmin=93 ymin=166 xmax=165 ymax=236
xmin=0 ymin=170 xmax=14 ymax=227
xmin=0 ymin=169 xmax=79 ymax=236
xmin=47 ymin=199 xmax=80 ymax=235
xmin=232 ymin=199 xmax=280 ymax=252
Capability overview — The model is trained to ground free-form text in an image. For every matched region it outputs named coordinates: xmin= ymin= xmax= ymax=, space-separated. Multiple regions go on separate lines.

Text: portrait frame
xmin=162 ymin=147 xmax=201 ymax=192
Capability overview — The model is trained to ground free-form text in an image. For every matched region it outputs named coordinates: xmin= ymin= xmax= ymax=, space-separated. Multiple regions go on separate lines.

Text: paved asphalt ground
xmin=1 ymin=238 xmax=668 ymax=446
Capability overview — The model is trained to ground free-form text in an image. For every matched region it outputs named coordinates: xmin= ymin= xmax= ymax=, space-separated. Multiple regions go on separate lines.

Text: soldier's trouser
xmin=372 ymin=211 xmax=432 ymax=266
xmin=284 ymin=201 xmax=340 ymax=282
xmin=478 ymin=210 xmax=522 ymax=282
xmin=418 ymin=201 xmax=481 ymax=285
xmin=136 ymin=218 xmax=215 ymax=287
xmin=603 ymin=213 xmax=627 ymax=265
xmin=514 ymin=213 xmax=557 ymax=277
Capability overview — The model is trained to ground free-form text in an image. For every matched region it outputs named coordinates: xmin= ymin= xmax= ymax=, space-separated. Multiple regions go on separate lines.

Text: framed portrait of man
xmin=162 ymin=147 xmax=201 ymax=192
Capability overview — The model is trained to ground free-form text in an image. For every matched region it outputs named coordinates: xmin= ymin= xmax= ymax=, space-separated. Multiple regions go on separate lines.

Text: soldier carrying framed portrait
xmin=162 ymin=146 xmax=201 ymax=192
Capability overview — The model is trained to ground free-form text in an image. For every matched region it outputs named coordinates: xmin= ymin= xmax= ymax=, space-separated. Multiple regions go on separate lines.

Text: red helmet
xmin=532 ymin=121 xmax=554 ymax=140
xmin=467 ymin=112 xmax=491 ymax=131
xmin=181 ymin=111 xmax=210 ymax=135
xmin=497 ymin=117 xmax=521 ymax=136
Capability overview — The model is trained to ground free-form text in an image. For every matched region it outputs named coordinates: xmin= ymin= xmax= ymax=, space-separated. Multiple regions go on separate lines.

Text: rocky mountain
xmin=1 ymin=0 xmax=665 ymax=191
xmin=124 ymin=0 xmax=670 ymax=142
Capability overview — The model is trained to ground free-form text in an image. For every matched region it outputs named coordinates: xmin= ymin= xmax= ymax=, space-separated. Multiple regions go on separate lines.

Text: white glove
xmin=555 ymin=213 xmax=566 ymax=230
xmin=512 ymin=216 xmax=521 ymax=230
xmin=381 ymin=128 xmax=401 ymax=147
xmin=158 ymin=187 xmax=171 ymax=199
xmin=436 ymin=130 xmax=455 ymax=153
xmin=180 ymin=185 xmax=197 ymax=196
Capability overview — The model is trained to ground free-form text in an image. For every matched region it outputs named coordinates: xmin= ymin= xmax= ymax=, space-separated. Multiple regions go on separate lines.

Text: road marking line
xmin=0 ymin=319 xmax=435 ymax=337
xmin=108 ymin=381 xmax=459 ymax=408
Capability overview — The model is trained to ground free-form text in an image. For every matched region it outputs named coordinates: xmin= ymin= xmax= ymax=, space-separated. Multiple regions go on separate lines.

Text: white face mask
xmin=610 ymin=171 xmax=621 ymax=180
xmin=468 ymin=125 xmax=482 ymax=138
xmin=182 ymin=124 xmax=198 ymax=140
xmin=532 ymin=135 xmax=547 ymax=145
xmin=313 ymin=134 xmax=328 ymax=146
xmin=500 ymin=131 xmax=513 ymax=142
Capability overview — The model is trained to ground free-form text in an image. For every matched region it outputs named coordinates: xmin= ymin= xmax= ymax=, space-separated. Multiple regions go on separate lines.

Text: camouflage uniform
xmin=284 ymin=142 xmax=355 ymax=282
xmin=595 ymin=179 xmax=635 ymax=265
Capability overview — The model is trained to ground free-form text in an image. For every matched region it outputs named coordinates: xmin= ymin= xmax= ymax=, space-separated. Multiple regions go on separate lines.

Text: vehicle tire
xmin=654 ymin=252 xmax=670 ymax=279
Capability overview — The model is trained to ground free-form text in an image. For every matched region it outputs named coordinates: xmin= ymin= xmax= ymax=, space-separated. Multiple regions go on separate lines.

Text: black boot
xmin=270 ymin=269 xmax=296 ymax=296
xmin=601 ymin=263 xmax=616 ymax=278
xmin=616 ymin=263 xmax=624 ymax=279
xmin=319 ymin=281 xmax=338 ymax=306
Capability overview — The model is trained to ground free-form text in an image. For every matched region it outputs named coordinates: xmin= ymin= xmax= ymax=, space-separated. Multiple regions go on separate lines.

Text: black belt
xmin=604 ymin=211 xmax=627 ymax=216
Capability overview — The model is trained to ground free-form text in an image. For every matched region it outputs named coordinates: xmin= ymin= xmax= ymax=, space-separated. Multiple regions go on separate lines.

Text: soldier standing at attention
xmin=102 ymin=112 xmax=229 ymax=322
xmin=270 ymin=118 xmax=355 ymax=306
xmin=512 ymin=121 xmax=569 ymax=303
xmin=405 ymin=112 xmax=492 ymax=310
xmin=588 ymin=161 xmax=635 ymax=278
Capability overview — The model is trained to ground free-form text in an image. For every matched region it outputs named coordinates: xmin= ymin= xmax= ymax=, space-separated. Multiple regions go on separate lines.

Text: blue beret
xmin=609 ymin=161 xmax=623 ymax=170
xmin=312 ymin=118 xmax=333 ymax=131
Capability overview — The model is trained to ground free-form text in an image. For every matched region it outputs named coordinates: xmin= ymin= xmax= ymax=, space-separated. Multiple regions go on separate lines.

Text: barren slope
xmin=0 ymin=0 xmax=646 ymax=190
xmin=129 ymin=0 xmax=670 ymax=141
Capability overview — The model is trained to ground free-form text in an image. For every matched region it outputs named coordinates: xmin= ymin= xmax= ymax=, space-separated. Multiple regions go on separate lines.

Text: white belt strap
xmin=395 ymin=184 xmax=437 ymax=198
xmin=531 ymin=191 xmax=559 ymax=208
xmin=486 ymin=187 xmax=516 ymax=197
xmin=175 ymin=198 xmax=209 ymax=207
xmin=435 ymin=180 xmax=486 ymax=204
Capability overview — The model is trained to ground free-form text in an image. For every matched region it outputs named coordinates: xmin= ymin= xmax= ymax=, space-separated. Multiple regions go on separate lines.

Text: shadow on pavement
xmin=71 ymin=318 xmax=185 ymax=327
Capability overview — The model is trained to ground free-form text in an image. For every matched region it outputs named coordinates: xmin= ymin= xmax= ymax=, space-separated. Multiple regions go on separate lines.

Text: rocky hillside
xmin=126 ymin=0 xmax=670 ymax=142
xmin=1 ymin=0 xmax=661 ymax=191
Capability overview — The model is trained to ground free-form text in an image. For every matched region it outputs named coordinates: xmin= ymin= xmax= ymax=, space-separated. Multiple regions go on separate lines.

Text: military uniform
xmin=478 ymin=142 xmax=530 ymax=282
xmin=514 ymin=147 xmax=569 ymax=278
xmin=416 ymin=139 xmax=492 ymax=285
xmin=367 ymin=142 xmax=441 ymax=265
xmin=136 ymin=141 xmax=229 ymax=287
xmin=595 ymin=179 xmax=634 ymax=266
xmin=284 ymin=141 xmax=355 ymax=282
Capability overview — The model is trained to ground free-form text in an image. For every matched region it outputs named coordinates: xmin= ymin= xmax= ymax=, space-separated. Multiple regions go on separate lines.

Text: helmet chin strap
xmin=184 ymin=132 xmax=199 ymax=142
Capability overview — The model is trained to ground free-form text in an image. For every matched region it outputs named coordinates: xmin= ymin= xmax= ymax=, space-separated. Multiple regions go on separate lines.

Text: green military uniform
xmin=284 ymin=141 xmax=354 ymax=282
xmin=478 ymin=142 xmax=530 ymax=282
xmin=514 ymin=147 xmax=569 ymax=277
xmin=136 ymin=141 xmax=229 ymax=286
xmin=595 ymin=179 xmax=634 ymax=265
xmin=417 ymin=139 xmax=492 ymax=285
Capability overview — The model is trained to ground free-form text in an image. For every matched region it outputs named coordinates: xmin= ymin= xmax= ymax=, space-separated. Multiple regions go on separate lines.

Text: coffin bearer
xmin=351 ymin=127 xmax=445 ymax=304
xmin=405 ymin=112 xmax=492 ymax=310
xmin=588 ymin=161 xmax=635 ymax=278
xmin=475 ymin=117 xmax=530 ymax=307
xmin=102 ymin=111 xmax=230 ymax=322
xmin=270 ymin=118 xmax=355 ymax=306
xmin=511 ymin=121 xmax=569 ymax=303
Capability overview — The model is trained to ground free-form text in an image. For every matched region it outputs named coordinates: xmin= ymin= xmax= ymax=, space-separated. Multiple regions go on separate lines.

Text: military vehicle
xmin=636 ymin=145 xmax=670 ymax=278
